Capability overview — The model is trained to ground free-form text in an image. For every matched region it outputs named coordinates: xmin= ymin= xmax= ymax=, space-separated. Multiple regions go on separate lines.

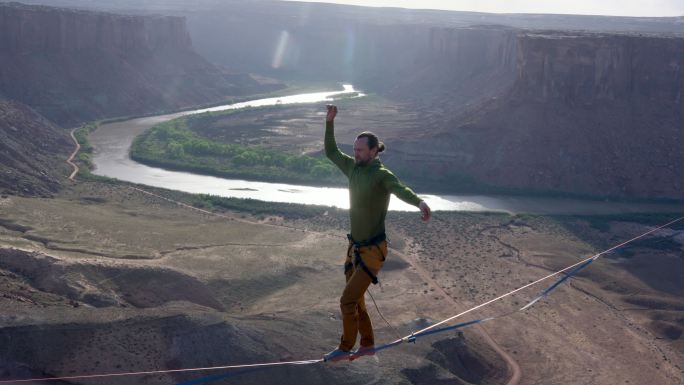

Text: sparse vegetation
xmin=73 ymin=122 xmax=98 ymax=169
xmin=190 ymin=193 xmax=337 ymax=219
xmin=70 ymin=122 xmax=117 ymax=183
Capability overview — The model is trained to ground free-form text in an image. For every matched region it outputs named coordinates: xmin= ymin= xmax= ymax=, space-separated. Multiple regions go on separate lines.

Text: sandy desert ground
xmin=1 ymin=180 xmax=682 ymax=384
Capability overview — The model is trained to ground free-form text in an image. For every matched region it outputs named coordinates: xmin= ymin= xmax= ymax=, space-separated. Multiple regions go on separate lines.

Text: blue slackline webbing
xmin=174 ymin=216 xmax=684 ymax=385
xmin=178 ymin=320 xmax=492 ymax=385
xmin=176 ymin=246 xmax=602 ymax=385
xmin=176 ymin=367 xmax=265 ymax=385
xmin=181 ymin=252 xmax=596 ymax=385
xmin=371 ymin=339 xmax=403 ymax=354
xmin=403 ymin=318 xmax=486 ymax=342
xmin=540 ymin=258 xmax=595 ymax=297
xmin=520 ymin=257 xmax=595 ymax=311
xmin=373 ymin=255 xmax=597 ymax=355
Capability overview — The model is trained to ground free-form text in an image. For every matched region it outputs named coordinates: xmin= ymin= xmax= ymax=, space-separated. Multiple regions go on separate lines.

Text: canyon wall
xmin=390 ymin=31 xmax=684 ymax=199
xmin=187 ymin=4 xmax=684 ymax=199
xmin=3 ymin=1 xmax=680 ymax=199
xmin=514 ymin=32 xmax=684 ymax=104
xmin=0 ymin=3 xmax=192 ymax=53
xmin=0 ymin=3 xmax=276 ymax=126
xmin=191 ymin=16 xmax=519 ymax=110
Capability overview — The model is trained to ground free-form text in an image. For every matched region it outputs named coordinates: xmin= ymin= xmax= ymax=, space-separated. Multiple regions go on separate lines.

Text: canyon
xmin=0 ymin=2 xmax=682 ymax=384
xmin=169 ymin=2 xmax=684 ymax=199
xmin=2 ymin=1 xmax=683 ymax=200
xmin=0 ymin=2 xmax=280 ymax=126
xmin=388 ymin=30 xmax=684 ymax=200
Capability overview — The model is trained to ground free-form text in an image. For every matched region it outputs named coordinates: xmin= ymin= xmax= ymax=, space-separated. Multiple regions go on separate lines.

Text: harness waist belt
xmin=346 ymin=232 xmax=386 ymax=285
xmin=346 ymin=232 xmax=386 ymax=247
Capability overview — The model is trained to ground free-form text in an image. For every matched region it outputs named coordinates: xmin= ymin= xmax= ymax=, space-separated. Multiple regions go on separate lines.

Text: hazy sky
xmin=283 ymin=0 xmax=684 ymax=17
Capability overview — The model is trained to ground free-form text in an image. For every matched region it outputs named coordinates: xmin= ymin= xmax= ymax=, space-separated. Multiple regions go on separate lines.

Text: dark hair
xmin=356 ymin=131 xmax=386 ymax=153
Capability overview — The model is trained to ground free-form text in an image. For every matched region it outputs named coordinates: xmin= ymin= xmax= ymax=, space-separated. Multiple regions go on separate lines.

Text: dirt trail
xmin=390 ymin=246 xmax=522 ymax=385
xmin=67 ymin=127 xmax=80 ymax=181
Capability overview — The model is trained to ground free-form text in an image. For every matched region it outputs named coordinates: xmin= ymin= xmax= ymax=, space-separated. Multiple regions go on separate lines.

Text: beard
xmin=354 ymin=150 xmax=377 ymax=166
xmin=355 ymin=157 xmax=370 ymax=166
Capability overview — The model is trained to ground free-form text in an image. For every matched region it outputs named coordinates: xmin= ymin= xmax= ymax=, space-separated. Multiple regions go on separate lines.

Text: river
xmin=90 ymin=85 xmax=684 ymax=215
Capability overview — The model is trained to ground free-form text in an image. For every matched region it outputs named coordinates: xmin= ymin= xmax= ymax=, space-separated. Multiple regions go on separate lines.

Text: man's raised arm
xmin=325 ymin=104 xmax=354 ymax=176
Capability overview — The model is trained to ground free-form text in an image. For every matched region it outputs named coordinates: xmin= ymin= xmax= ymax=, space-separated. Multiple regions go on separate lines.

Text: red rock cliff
xmin=0 ymin=3 xmax=276 ymax=126
xmin=407 ymin=31 xmax=684 ymax=200
xmin=513 ymin=32 xmax=684 ymax=104
xmin=0 ymin=3 xmax=192 ymax=53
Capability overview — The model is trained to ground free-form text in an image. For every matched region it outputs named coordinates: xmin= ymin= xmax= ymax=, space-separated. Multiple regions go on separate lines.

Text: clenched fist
xmin=326 ymin=104 xmax=338 ymax=122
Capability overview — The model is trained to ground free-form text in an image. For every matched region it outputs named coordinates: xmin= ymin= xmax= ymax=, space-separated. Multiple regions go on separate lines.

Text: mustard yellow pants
xmin=338 ymin=240 xmax=387 ymax=352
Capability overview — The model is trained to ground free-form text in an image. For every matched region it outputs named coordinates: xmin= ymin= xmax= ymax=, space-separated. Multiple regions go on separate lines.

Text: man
xmin=323 ymin=104 xmax=431 ymax=362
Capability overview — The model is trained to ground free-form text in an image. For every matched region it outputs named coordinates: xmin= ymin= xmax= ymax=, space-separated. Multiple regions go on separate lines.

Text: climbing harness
xmin=346 ymin=232 xmax=386 ymax=284
xmin=343 ymin=232 xmax=403 ymax=340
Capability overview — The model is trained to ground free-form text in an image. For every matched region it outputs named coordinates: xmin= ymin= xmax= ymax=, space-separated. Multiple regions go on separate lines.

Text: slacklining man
xmin=323 ymin=104 xmax=431 ymax=362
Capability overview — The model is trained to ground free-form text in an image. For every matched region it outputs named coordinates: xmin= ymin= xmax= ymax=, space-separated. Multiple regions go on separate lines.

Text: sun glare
xmin=272 ymin=30 xmax=290 ymax=69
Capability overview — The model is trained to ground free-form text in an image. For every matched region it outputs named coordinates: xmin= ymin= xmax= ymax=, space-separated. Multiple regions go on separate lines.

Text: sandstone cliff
xmin=185 ymin=0 xmax=684 ymax=79
xmin=185 ymin=5 xmax=684 ymax=200
xmin=514 ymin=32 xmax=684 ymax=104
xmin=0 ymin=2 xmax=277 ymax=126
xmin=391 ymin=31 xmax=684 ymax=200
xmin=192 ymin=16 xmax=519 ymax=115
xmin=355 ymin=26 xmax=519 ymax=108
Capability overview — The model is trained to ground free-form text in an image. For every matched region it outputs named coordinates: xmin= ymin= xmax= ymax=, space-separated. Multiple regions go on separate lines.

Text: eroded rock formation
xmin=0 ymin=3 xmax=277 ymax=126
xmin=388 ymin=30 xmax=684 ymax=200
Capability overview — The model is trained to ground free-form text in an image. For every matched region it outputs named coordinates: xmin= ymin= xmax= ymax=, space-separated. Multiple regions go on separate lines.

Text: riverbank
xmin=129 ymin=93 xmax=684 ymax=204
xmin=129 ymin=111 xmax=345 ymax=187
xmin=85 ymin=85 xmax=684 ymax=213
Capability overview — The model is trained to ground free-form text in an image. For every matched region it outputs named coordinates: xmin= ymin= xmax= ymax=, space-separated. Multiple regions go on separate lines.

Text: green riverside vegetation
xmin=130 ymin=113 xmax=346 ymax=186
xmin=73 ymin=122 xmax=117 ymax=183
xmin=73 ymin=122 xmax=98 ymax=167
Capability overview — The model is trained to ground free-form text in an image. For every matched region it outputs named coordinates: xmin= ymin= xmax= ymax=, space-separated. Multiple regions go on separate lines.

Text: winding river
xmin=90 ymin=85 xmax=684 ymax=215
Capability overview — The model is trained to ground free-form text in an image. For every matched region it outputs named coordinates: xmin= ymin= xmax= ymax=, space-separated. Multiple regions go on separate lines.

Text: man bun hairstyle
xmin=357 ymin=131 xmax=386 ymax=153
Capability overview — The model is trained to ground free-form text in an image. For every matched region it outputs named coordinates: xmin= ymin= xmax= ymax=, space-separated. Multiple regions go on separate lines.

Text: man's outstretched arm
xmin=324 ymin=104 xmax=354 ymax=177
xmin=382 ymin=170 xmax=431 ymax=221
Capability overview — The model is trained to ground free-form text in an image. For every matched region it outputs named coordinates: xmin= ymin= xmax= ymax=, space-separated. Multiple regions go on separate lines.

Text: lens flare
xmin=272 ymin=30 xmax=290 ymax=69
xmin=345 ymin=27 xmax=356 ymax=65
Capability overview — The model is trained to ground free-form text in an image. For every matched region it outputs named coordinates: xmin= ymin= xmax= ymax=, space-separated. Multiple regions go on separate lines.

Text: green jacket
xmin=325 ymin=121 xmax=422 ymax=242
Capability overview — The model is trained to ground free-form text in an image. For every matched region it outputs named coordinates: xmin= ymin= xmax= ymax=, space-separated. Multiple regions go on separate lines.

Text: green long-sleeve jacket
xmin=325 ymin=121 xmax=422 ymax=242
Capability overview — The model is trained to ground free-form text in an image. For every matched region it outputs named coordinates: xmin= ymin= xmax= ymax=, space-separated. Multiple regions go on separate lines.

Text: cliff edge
xmin=415 ymin=30 xmax=684 ymax=200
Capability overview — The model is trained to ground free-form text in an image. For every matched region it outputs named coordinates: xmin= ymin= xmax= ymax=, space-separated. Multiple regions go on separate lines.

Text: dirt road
xmin=67 ymin=127 xmax=80 ymax=180
xmin=389 ymin=246 xmax=522 ymax=385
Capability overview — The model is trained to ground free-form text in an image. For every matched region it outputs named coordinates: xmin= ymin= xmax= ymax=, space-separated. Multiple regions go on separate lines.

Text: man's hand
xmin=419 ymin=201 xmax=431 ymax=221
xmin=326 ymin=104 xmax=338 ymax=122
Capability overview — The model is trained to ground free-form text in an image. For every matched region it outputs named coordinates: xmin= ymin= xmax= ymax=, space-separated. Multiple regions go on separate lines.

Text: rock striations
xmin=0 ymin=2 xmax=277 ymax=126
xmin=418 ymin=30 xmax=684 ymax=200
xmin=178 ymin=8 xmax=684 ymax=200
xmin=514 ymin=32 xmax=684 ymax=104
